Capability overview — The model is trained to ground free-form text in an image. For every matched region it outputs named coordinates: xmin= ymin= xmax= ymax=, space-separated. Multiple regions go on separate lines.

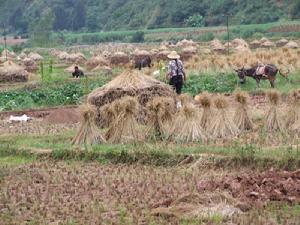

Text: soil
xmin=197 ymin=169 xmax=300 ymax=208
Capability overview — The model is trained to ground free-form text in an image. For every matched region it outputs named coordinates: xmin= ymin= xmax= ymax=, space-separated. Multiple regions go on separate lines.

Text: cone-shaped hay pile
xmin=0 ymin=60 xmax=28 ymax=83
xmin=195 ymin=92 xmax=213 ymax=130
xmin=88 ymin=70 xmax=175 ymax=127
xmin=170 ymin=103 xmax=207 ymax=143
xmin=72 ymin=105 xmax=105 ymax=146
xmin=265 ymin=90 xmax=285 ymax=132
xmin=105 ymin=96 xmax=143 ymax=143
xmin=233 ymin=90 xmax=253 ymax=131
xmin=209 ymin=95 xmax=239 ymax=139
xmin=286 ymin=89 xmax=300 ymax=129
xmin=146 ymin=97 xmax=176 ymax=138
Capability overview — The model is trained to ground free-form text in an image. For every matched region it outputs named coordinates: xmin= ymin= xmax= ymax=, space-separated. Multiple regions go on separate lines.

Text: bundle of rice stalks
xmin=195 ymin=92 xmax=213 ymax=130
xmin=170 ymin=103 xmax=207 ymax=143
xmin=0 ymin=60 xmax=28 ymax=83
xmin=110 ymin=52 xmax=130 ymax=65
xmin=85 ymin=55 xmax=109 ymax=71
xmin=178 ymin=94 xmax=193 ymax=106
xmin=72 ymin=104 xmax=105 ymax=146
xmin=209 ymin=95 xmax=239 ymax=139
xmin=28 ymin=52 xmax=43 ymax=61
xmin=146 ymin=97 xmax=176 ymax=138
xmin=88 ymin=70 xmax=175 ymax=127
xmin=265 ymin=90 xmax=285 ymax=132
xmin=105 ymin=96 xmax=143 ymax=143
xmin=233 ymin=90 xmax=253 ymax=131
xmin=286 ymin=89 xmax=300 ymax=128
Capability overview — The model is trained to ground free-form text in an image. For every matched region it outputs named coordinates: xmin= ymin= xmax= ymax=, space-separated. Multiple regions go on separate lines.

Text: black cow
xmin=134 ymin=56 xmax=152 ymax=70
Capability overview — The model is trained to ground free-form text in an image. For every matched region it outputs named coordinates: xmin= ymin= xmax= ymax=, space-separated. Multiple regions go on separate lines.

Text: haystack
xmin=231 ymin=38 xmax=249 ymax=48
xmin=209 ymin=95 xmax=239 ymax=139
xmin=1 ymin=49 xmax=16 ymax=58
xmin=181 ymin=47 xmax=198 ymax=61
xmin=234 ymin=45 xmax=251 ymax=53
xmin=250 ymin=40 xmax=261 ymax=49
xmin=28 ymin=52 xmax=43 ymax=61
xmin=88 ymin=70 xmax=175 ymax=127
xmin=261 ymin=40 xmax=275 ymax=48
xmin=132 ymin=49 xmax=151 ymax=62
xmin=91 ymin=65 xmax=112 ymax=75
xmin=105 ymin=96 xmax=143 ymax=143
xmin=146 ymin=97 xmax=176 ymax=138
xmin=260 ymin=37 xmax=270 ymax=44
xmin=67 ymin=53 xmax=87 ymax=64
xmin=176 ymin=39 xmax=197 ymax=48
xmin=64 ymin=64 xmax=85 ymax=73
xmin=0 ymin=60 xmax=28 ymax=83
xmin=86 ymin=55 xmax=109 ymax=71
xmin=72 ymin=104 xmax=105 ymax=146
xmin=284 ymin=41 xmax=299 ymax=49
xmin=110 ymin=52 xmax=130 ymax=65
xmin=58 ymin=51 xmax=70 ymax=60
xmin=210 ymin=39 xmax=226 ymax=53
xmin=19 ymin=52 xmax=27 ymax=60
xmin=265 ymin=90 xmax=285 ymax=132
xmin=276 ymin=38 xmax=289 ymax=47
xmin=195 ymin=92 xmax=213 ymax=130
xmin=233 ymin=90 xmax=253 ymax=131
xmin=22 ymin=57 xmax=38 ymax=73
xmin=102 ymin=50 xmax=111 ymax=58
xmin=286 ymin=89 xmax=300 ymax=128
xmin=156 ymin=50 xmax=171 ymax=61
xmin=170 ymin=103 xmax=207 ymax=143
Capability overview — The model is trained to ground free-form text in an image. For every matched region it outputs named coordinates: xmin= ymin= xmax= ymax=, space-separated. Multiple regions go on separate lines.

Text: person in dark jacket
xmin=72 ymin=66 xmax=84 ymax=78
xmin=166 ymin=51 xmax=186 ymax=95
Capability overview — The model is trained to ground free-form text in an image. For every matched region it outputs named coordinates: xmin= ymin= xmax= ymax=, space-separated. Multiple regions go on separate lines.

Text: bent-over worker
xmin=72 ymin=66 xmax=84 ymax=78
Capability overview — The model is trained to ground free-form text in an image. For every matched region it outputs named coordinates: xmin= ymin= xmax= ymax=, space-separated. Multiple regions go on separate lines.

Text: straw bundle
xmin=170 ymin=103 xmax=207 ymax=143
xmin=210 ymin=39 xmax=226 ymax=53
xmin=28 ymin=52 xmax=43 ymax=61
xmin=67 ymin=53 xmax=87 ymax=64
xmin=285 ymin=41 xmax=299 ymax=49
xmin=180 ymin=47 xmax=198 ymax=61
xmin=195 ymin=92 xmax=213 ymax=130
xmin=22 ymin=57 xmax=38 ymax=73
xmin=286 ymin=89 xmax=300 ymax=128
xmin=261 ymin=40 xmax=275 ymax=48
xmin=105 ymin=97 xmax=142 ymax=143
xmin=250 ymin=40 xmax=260 ymax=49
xmin=233 ymin=90 xmax=253 ymax=131
xmin=146 ymin=97 xmax=176 ymax=137
xmin=132 ymin=49 xmax=151 ymax=62
xmin=178 ymin=94 xmax=193 ymax=106
xmin=276 ymin=38 xmax=289 ymax=47
xmin=1 ymin=49 xmax=16 ymax=58
xmin=72 ymin=104 xmax=105 ymax=146
xmin=156 ymin=50 xmax=171 ymax=61
xmin=209 ymin=95 xmax=239 ymax=139
xmin=110 ymin=52 xmax=130 ymax=65
xmin=265 ymin=90 xmax=285 ymax=132
xmin=0 ymin=60 xmax=28 ymax=83
xmin=86 ymin=55 xmax=109 ymax=71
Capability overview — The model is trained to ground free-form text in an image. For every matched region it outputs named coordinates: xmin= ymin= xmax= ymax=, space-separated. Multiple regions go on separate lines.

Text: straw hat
xmin=167 ymin=51 xmax=180 ymax=59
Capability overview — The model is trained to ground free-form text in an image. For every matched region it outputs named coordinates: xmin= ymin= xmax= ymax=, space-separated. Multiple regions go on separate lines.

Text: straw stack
xmin=233 ymin=90 xmax=253 ymax=131
xmin=195 ymin=92 xmax=213 ymax=130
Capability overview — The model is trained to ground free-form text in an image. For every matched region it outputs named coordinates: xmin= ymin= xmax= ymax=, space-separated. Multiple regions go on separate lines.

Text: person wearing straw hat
xmin=166 ymin=51 xmax=186 ymax=96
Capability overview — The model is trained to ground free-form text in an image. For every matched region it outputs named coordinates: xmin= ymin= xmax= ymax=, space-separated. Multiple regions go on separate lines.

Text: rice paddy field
xmin=1 ymin=38 xmax=300 ymax=225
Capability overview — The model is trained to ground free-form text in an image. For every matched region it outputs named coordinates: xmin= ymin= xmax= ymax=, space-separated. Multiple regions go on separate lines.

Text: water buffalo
xmin=134 ymin=56 xmax=152 ymax=70
xmin=235 ymin=64 xmax=289 ymax=88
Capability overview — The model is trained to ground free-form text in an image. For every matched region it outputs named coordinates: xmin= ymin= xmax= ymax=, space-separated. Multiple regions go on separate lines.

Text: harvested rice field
xmin=1 ymin=39 xmax=300 ymax=224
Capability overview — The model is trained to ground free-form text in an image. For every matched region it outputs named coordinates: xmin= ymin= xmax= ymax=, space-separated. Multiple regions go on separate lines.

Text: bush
xmin=200 ymin=32 xmax=215 ymax=42
xmin=183 ymin=72 xmax=237 ymax=95
xmin=131 ymin=31 xmax=145 ymax=43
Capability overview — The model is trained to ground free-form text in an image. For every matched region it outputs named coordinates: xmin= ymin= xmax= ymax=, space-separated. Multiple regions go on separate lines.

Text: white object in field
xmin=9 ymin=114 xmax=31 ymax=122
xmin=153 ymin=70 xmax=160 ymax=76
xmin=176 ymin=101 xmax=182 ymax=109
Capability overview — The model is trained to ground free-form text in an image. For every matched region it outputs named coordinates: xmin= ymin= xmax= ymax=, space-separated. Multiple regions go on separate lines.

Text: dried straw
xmin=146 ymin=97 xmax=175 ymax=138
xmin=286 ymin=89 xmax=300 ymax=128
xmin=195 ymin=92 xmax=213 ymax=130
xmin=178 ymin=93 xmax=193 ymax=106
xmin=169 ymin=103 xmax=207 ymax=143
xmin=209 ymin=95 xmax=239 ymax=139
xmin=105 ymin=96 xmax=143 ymax=143
xmin=233 ymin=90 xmax=253 ymax=131
xmin=265 ymin=90 xmax=285 ymax=132
xmin=72 ymin=105 xmax=105 ymax=146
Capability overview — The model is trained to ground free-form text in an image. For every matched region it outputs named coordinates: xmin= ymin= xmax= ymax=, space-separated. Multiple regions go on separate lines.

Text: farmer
xmin=166 ymin=51 xmax=186 ymax=95
xmin=72 ymin=66 xmax=84 ymax=78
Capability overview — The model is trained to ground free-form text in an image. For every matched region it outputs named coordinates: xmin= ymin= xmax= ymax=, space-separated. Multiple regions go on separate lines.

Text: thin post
xmin=3 ymin=25 xmax=7 ymax=61
xmin=226 ymin=14 xmax=230 ymax=56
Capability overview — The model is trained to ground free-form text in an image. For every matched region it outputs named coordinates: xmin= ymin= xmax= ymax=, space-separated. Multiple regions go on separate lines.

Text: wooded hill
xmin=0 ymin=0 xmax=299 ymax=34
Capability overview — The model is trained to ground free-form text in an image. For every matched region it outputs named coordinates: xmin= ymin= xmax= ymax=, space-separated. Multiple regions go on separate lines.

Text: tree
xmin=30 ymin=9 xmax=54 ymax=46
xmin=72 ymin=0 xmax=86 ymax=30
xmin=53 ymin=6 xmax=68 ymax=30
xmin=185 ymin=14 xmax=204 ymax=27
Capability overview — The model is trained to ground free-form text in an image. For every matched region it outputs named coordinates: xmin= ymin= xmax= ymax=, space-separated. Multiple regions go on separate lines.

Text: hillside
xmin=0 ymin=0 xmax=299 ymax=34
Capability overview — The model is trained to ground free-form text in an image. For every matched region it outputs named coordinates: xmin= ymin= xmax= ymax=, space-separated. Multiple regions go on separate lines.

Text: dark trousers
xmin=169 ymin=76 xmax=183 ymax=95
